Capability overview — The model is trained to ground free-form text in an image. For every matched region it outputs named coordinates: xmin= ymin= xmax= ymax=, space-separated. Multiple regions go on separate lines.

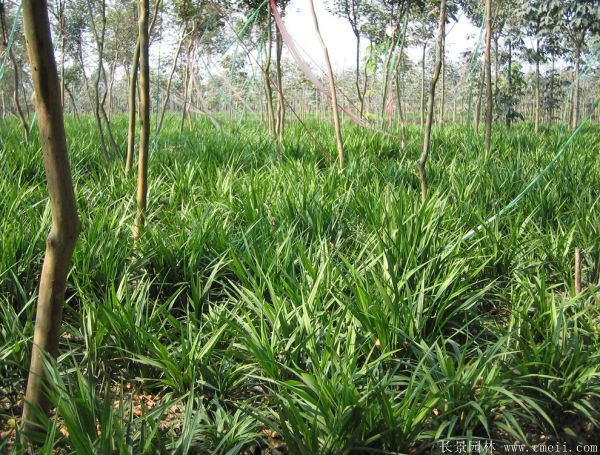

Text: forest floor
xmin=1 ymin=116 xmax=600 ymax=454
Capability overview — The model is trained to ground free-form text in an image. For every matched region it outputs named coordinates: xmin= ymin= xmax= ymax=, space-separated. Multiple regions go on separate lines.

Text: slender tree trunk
xmin=21 ymin=0 xmax=81 ymax=433
xmin=126 ymin=0 xmax=160 ymax=175
xmin=263 ymin=8 xmax=275 ymax=137
xmin=179 ymin=46 xmax=190 ymax=134
xmin=396 ymin=68 xmax=406 ymax=148
xmin=391 ymin=19 xmax=408 ymax=133
xmin=188 ymin=68 xmax=222 ymax=132
xmin=156 ymin=26 xmax=186 ymax=137
xmin=493 ymin=36 xmax=499 ymax=92
xmin=86 ymin=0 xmax=109 ymax=160
xmin=1 ymin=5 xmax=30 ymax=142
xmin=11 ymin=52 xmax=30 ymax=143
xmin=551 ymin=75 xmax=557 ymax=123
xmin=100 ymin=95 xmax=119 ymax=153
xmin=361 ymin=44 xmax=372 ymax=117
xmin=476 ymin=64 xmax=484 ymax=130
xmin=133 ymin=0 xmax=150 ymax=243
xmin=275 ymin=27 xmax=285 ymax=146
xmin=65 ymin=85 xmax=79 ymax=120
xmin=126 ymin=40 xmax=140 ymax=176
xmin=506 ymin=39 xmax=512 ymax=128
xmin=420 ymin=41 xmax=426 ymax=129
xmin=452 ymin=99 xmax=456 ymax=123
xmin=354 ymin=31 xmax=364 ymax=117
xmin=418 ymin=0 xmax=446 ymax=202
xmin=534 ymin=40 xmax=540 ymax=134
xmin=438 ymin=40 xmax=445 ymax=126
xmin=308 ymin=0 xmax=344 ymax=169
xmin=107 ymin=59 xmax=117 ymax=121
xmin=381 ymin=27 xmax=399 ymax=122
xmin=571 ymin=44 xmax=581 ymax=130
xmin=484 ymin=0 xmax=493 ymax=153
xmin=59 ymin=1 xmax=65 ymax=109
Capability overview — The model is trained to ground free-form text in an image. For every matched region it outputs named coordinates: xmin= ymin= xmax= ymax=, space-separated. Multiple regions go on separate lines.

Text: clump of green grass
xmin=1 ymin=115 xmax=600 ymax=453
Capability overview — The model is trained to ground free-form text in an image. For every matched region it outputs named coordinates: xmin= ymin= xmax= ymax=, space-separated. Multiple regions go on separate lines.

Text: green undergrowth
xmin=1 ymin=115 xmax=599 ymax=453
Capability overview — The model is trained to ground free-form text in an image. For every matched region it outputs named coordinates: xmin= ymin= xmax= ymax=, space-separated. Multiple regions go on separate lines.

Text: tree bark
xmin=59 ymin=0 xmax=65 ymax=109
xmin=133 ymin=0 xmax=150 ymax=244
xmin=156 ymin=26 xmax=186 ymax=138
xmin=354 ymin=31 xmax=364 ymax=116
xmin=107 ymin=58 xmax=116 ymax=121
xmin=86 ymin=0 xmax=110 ymax=160
xmin=381 ymin=26 xmax=399 ymax=123
xmin=438 ymin=39 xmax=445 ymax=126
xmin=475 ymin=64 xmax=484 ymax=130
xmin=534 ymin=40 xmax=540 ymax=134
xmin=571 ymin=44 xmax=581 ymax=130
xmin=65 ymin=85 xmax=79 ymax=119
xmin=179 ymin=43 xmax=190 ymax=134
xmin=125 ymin=40 xmax=140 ymax=176
xmin=0 ymin=4 xmax=30 ymax=142
xmin=360 ymin=43 xmax=373 ymax=117
xmin=21 ymin=0 xmax=81 ymax=433
xmin=126 ymin=0 xmax=160 ymax=175
xmin=263 ymin=7 xmax=275 ymax=137
xmin=391 ymin=18 xmax=408 ymax=133
xmin=11 ymin=51 xmax=30 ymax=143
xmin=418 ymin=0 xmax=446 ymax=202
xmin=506 ymin=38 xmax=512 ymax=128
xmin=308 ymin=0 xmax=344 ymax=169
xmin=484 ymin=0 xmax=493 ymax=153
xmin=395 ymin=68 xmax=406 ymax=148
xmin=275 ymin=27 xmax=285 ymax=148
xmin=420 ymin=41 xmax=426 ymax=129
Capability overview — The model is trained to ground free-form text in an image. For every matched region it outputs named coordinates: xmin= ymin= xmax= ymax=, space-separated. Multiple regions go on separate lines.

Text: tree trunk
xmin=86 ymin=0 xmax=110 ymax=160
xmin=381 ymin=26 xmax=399 ymax=123
xmin=493 ymin=36 xmax=499 ymax=92
xmin=453 ymin=99 xmax=456 ymax=124
xmin=0 ymin=5 xmax=30 ymax=142
xmin=354 ymin=31 xmax=364 ymax=117
xmin=438 ymin=40 xmax=445 ymax=126
xmin=534 ymin=40 xmax=540 ymax=134
xmin=107 ymin=59 xmax=116 ymax=121
xmin=21 ymin=0 xmax=81 ymax=434
xmin=65 ymin=85 xmax=79 ymax=119
xmin=420 ymin=41 xmax=426 ymax=129
xmin=396 ymin=68 xmax=406 ymax=148
xmin=133 ymin=0 xmax=150 ymax=244
xmin=571 ymin=44 xmax=581 ymax=130
xmin=308 ymin=0 xmax=344 ymax=169
xmin=484 ymin=0 xmax=493 ymax=153
xmin=361 ymin=44 xmax=373 ymax=117
xmin=506 ymin=39 xmax=512 ymax=128
xmin=263 ymin=7 xmax=275 ymax=137
xmin=476 ymin=64 xmax=484 ymax=130
xmin=275 ymin=27 xmax=285 ymax=147
xmin=125 ymin=40 xmax=140 ymax=176
xmin=11 ymin=52 xmax=30 ymax=143
xmin=59 ymin=1 xmax=65 ymax=109
xmin=179 ymin=44 xmax=191 ymax=134
xmin=418 ymin=0 xmax=446 ymax=202
xmin=126 ymin=0 xmax=161 ymax=175
xmin=390 ymin=18 xmax=408 ymax=131
xmin=156 ymin=26 xmax=186 ymax=138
